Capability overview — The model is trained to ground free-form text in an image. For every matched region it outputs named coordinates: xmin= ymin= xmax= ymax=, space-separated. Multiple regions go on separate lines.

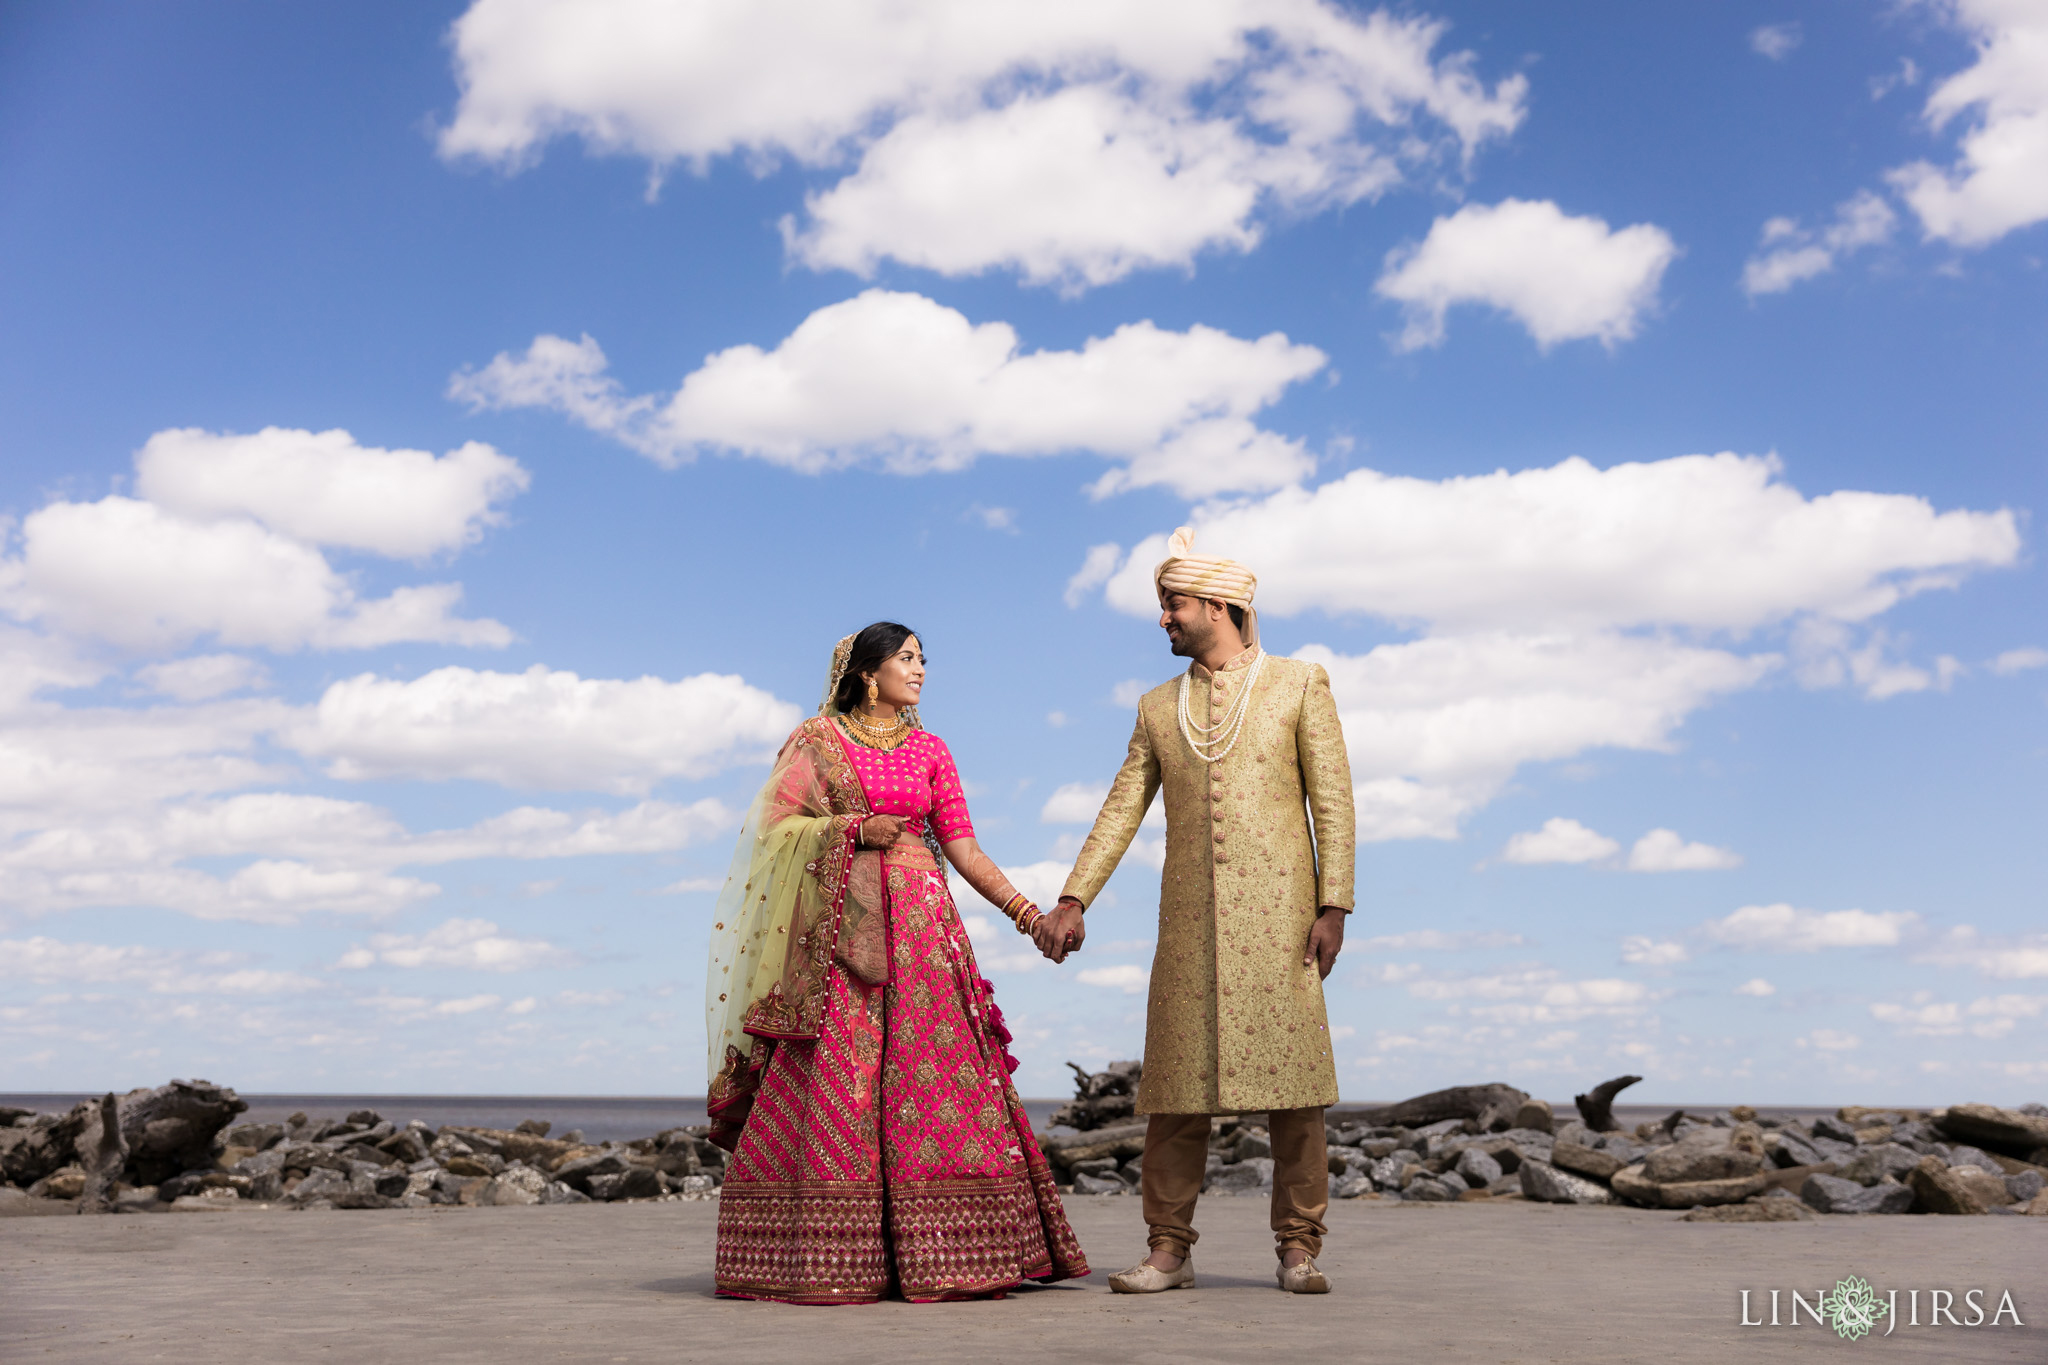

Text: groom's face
xmin=1159 ymin=592 xmax=1221 ymax=658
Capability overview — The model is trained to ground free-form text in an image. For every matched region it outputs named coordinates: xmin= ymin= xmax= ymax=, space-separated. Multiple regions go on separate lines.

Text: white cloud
xmin=437 ymin=0 xmax=1526 ymax=288
xmin=658 ymin=876 xmax=725 ymax=895
xmin=1110 ymin=679 xmax=1150 ymax=708
xmin=1800 ymin=1028 xmax=1861 ymax=1051
xmin=1791 ymin=619 xmax=1964 ymax=699
xmin=451 ymin=293 xmax=1326 ymax=499
xmin=1041 ymin=781 xmax=1110 ymax=824
xmin=0 ymin=861 xmax=439 ymax=925
xmin=1357 ymin=930 xmax=1525 ymax=951
xmin=1077 ymin=964 xmax=1149 ymax=994
xmin=1919 ymin=926 xmax=2048 ymax=979
xmin=338 ymin=917 xmax=574 ymax=972
xmin=1095 ymin=454 xmax=2019 ymax=635
xmin=1750 ymin=23 xmax=1803 ymax=61
xmin=1989 ymin=646 xmax=2048 ymax=675
xmin=1888 ymin=0 xmax=2048 ymax=247
xmin=1865 ymin=993 xmax=2035 ymax=1038
xmin=1375 ymin=199 xmax=1678 ymax=350
xmin=288 ymin=665 xmax=799 ymax=792
xmin=1066 ymin=545 xmax=1126 ymax=608
xmin=133 ymin=427 xmax=528 ymax=559
xmin=1620 ymin=936 xmax=1690 ymax=966
xmin=1733 ymin=978 xmax=1776 ymax=997
xmin=1627 ymin=828 xmax=1742 ymax=871
xmin=1742 ymin=190 xmax=1897 ymax=296
xmin=1300 ymin=632 xmax=1772 ymax=840
xmin=4 ymin=497 xmax=513 ymax=654
xmin=1500 ymin=816 xmax=1618 ymax=865
xmin=1403 ymin=965 xmax=1653 ymax=1024
xmin=1872 ymin=57 xmax=1922 ymax=101
xmin=1703 ymin=903 xmax=1919 ymax=951
xmin=134 ymin=655 xmax=269 ymax=703
xmin=0 ymin=936 xmax=322 ymax=995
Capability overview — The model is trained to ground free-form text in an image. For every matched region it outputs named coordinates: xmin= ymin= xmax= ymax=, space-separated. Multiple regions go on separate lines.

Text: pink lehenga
xmin=705 ymin=699 xmax=1087 ymax=1304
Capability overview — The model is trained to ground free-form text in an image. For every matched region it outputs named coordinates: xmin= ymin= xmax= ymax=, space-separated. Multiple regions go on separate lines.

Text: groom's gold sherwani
xmin=1061 ymin=647 xmax=1355 ymax=1117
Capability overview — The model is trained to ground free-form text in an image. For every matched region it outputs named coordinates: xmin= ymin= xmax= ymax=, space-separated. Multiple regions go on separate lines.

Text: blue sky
xmin=1 ymin=0 xmax=2042 ymax=1105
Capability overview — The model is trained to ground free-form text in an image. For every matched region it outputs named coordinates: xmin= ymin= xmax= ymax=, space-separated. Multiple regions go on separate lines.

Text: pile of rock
xmin=1038 ymin=1064 xmax=2048 ymax=1220
xmin=0 ymin=1081 xmax=728 ymax=1213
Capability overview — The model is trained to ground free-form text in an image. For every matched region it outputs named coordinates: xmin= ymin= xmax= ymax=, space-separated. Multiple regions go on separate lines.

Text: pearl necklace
xmin=1176 ymin=649 xmax=1265 ymax=764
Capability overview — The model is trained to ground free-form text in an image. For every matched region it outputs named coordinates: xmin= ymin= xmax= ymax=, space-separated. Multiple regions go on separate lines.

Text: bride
xmin=706 ymin=622 xmax=1090 ymax=1303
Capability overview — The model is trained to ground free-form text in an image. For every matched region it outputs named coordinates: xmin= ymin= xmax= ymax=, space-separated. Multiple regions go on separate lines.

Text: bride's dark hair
xmin=834 ymin=621 xmax=919 ymax=714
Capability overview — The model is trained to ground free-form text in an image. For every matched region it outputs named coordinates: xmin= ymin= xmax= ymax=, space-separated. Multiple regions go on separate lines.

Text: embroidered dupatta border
xmin=708 ymin=717 xmax=870 ymax=1150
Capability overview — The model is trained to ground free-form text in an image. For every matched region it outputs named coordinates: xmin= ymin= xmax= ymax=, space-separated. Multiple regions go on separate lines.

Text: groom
xmin=1039 ymin=528 xmax=1354 ymax=1295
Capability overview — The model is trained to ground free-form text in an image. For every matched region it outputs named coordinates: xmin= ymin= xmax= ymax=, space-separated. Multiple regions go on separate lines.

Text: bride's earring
xmin=866 ymin=677 xmax=879 ymax=710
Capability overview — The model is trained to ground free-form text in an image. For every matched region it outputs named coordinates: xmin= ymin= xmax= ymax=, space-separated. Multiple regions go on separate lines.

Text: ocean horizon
xmin=1 ymin=1092 xmax=1852 ymax=1145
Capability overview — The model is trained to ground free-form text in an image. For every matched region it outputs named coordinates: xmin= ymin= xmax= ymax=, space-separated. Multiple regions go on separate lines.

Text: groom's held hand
xmin=1304 ymin=906 xmax=1346 ymax=979
xmin=1040 ymin=897 xmax=1087 ymax=964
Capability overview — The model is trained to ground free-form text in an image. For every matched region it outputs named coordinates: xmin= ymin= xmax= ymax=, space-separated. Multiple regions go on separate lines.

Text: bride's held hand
xmin=859 ymin=814 xmax=905 ymax=848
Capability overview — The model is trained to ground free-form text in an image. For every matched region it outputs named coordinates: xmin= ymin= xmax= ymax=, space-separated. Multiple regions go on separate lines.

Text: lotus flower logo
xmin=1819 ymin=1275 xmax=1889 ymax=1341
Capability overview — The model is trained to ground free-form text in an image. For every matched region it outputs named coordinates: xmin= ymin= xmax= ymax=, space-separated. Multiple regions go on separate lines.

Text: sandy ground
xmin=1 ymin=1195 xmax=2042 ymax=1364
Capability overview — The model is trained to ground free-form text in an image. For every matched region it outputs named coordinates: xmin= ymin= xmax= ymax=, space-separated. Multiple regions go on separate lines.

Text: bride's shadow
xmin=634 ymin=1275 xmax=1110 ymax=1302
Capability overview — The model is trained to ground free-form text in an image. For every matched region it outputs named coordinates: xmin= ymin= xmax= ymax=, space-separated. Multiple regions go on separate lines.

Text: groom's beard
xmin=1167 ymin=617 xmax=1214 ymax=659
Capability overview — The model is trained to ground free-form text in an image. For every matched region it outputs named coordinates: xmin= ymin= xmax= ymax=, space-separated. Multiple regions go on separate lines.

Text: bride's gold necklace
xmin=839 ymin=706 xmax=912 ymax=751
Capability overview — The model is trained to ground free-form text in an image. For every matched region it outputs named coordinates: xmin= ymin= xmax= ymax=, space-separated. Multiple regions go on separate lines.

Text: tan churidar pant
xmin=1140 ymin=1108 xmax=1329 ymax=1261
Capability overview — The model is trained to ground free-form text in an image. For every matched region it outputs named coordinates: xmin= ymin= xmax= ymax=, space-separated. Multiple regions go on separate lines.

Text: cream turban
xmin=1154 ymin=526 xmax=1258 ymax=647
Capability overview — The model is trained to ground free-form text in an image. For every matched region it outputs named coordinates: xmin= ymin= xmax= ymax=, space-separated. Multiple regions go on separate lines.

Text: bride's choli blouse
xmin=836 ymin=726 xmax=974 ymax=845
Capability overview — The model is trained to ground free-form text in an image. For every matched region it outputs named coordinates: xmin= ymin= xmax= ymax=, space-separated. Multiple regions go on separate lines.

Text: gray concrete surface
xmin=2 ymin=1197 xmax=2042 ymax=1363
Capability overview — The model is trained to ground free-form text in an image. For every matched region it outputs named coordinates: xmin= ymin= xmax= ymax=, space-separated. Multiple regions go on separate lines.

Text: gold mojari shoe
xmin=1107 ymin=1258 xmax=1196 ymax=1294
xmin=1276 ymin=1258 xmax=1330 ymax=1293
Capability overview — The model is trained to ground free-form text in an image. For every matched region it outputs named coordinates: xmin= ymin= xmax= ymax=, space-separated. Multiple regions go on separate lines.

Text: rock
xmin=543 ymin=1180 xmax=590 ymax=1204
xmin=1610 ymin=1163 xmax=1771 ymax=1209
xmin=1767 ymin=1131 xmax=1827 ymax=1168
xmin=480 ymin=1166 xmax=548 ymax=1206
xmin=441 ymin=1126 xmax=571 ymax=1169
xmin=2026 ymin=1191 xmax=2048 ymax=1216
xmin=1207 ymin=1157 xmax=1273 ymax=1194
xmin=1518 ymin=1159 xmax=1613 ymax=1205
xmin=28 ymin=1165 xmax=86 ymax=1199
xmin=1811 ymin=1115 xmax=1861 ymax=1144
xmin=1233 ymin=1129 xmax=1272 ymax=1161
xmin=1332 ymin=1173 xmax=1374 ymax=1199
xmin=441 ymin=1155 xmax=495 ymax=1179
xmin=1453 ymin=1147 xmax=1502 ymax=1187
xmin=1400 ymin=1176 xmax=1457 ymax=1201
xmin=1642 ymin=1132 xmax=1765 ymax=1184
xmin=1839 ymin=1143 xmax=1922 ymax=1186
xmin=1368 ymin=1155 xmax=1415 ymax=1189
xmin=224 ymin=1123 xmax=284 ymax=1151
xmin=1346 ymin=1084 xmax=1531 ymax=1134
xmin=112 ymin=1185 xmax=162 ymax=1212
xmin=170 ymin=1188 xmax=246 ymax=1212
xmin=1934 ymin=1103 xmax=2048 ymax=1158
xmin=1945 ymin=1144 xmax=2003 ymax=1175
xmin=1600 ymin=1135 xmax=1648 ymax=1167
xmin=1073 ymin=1172 xmax=1126 ymax=1195
xmin=1551 ymin=1140 xmax=1623 ymax=1182
xmin=1681 ymin=1200 xmax=1815 ymax=1223
xmin=515 ymin=1119 xmax=551 ymax=1136
xmin=2006 ymin=1169 xmax=2045 ymax=1204
xmin=1512 ymin=1099 xmax=1554 ymax=1133
xmin=588 ymin=1166 xmax=662 ymax=1201
xmin=1801 ymin=1173 xmax=1914 ymax=1214
xmin=1907 ymin=1155 xmax=1987 ymax=1215
xmin=553 ymin=1150 xmax=631 ymax=1192
xmin=1551 ymin=1120 xmax=1596 ymax=1148
xmin=1950 ymin=1166 xmax=2013 ymax=1207
xmin=1853 ymin=1125 xmax=1893 ymax=1145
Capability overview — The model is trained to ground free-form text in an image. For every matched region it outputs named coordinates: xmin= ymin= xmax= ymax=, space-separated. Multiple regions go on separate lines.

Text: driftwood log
xmin=1048 ymin=1060 xmax=1141 ymax=1132
xmin=76 ymin=1093 xmax=127 ymax=1214
xmin=1344 ymin=1083 xmax=1530 ymax=1133
xmin=1574 ymin=1075 xmax=1642 ymax=1133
